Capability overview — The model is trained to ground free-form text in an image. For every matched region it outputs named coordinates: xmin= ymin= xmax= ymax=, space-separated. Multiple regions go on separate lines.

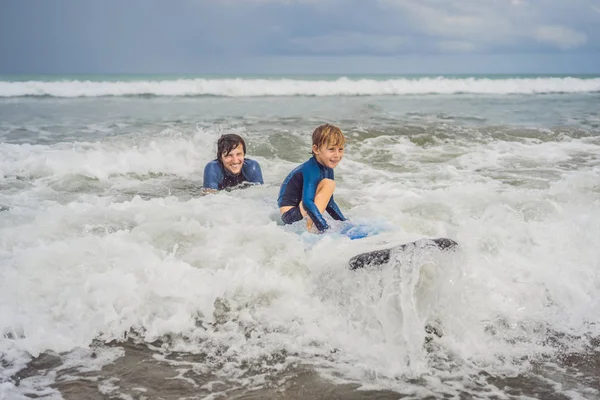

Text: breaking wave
xmin=1 ymin=76 xmax=599 ymax=97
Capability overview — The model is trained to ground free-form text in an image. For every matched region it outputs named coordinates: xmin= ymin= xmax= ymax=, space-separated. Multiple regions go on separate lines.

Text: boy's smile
xmin=313 ymin=143 xmax=344 ymax=169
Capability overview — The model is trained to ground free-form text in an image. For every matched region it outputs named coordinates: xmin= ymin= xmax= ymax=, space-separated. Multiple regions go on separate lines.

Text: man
xmin=203 ymin=134 xmax=263 ymax=191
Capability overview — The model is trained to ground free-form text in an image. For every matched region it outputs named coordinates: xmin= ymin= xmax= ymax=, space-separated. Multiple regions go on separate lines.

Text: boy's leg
xmin=303 ymin=179 xmax=335 ymax=231
xmin=279 ymin=205 xmax=307 ymax=224
xmin=279 ymin=205 xmax=296 ymax=215
xmin=279 ymin=179 xmax=336 ymax=232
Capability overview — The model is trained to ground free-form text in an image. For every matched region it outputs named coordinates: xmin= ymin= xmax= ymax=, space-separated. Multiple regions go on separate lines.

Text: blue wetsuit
xmin=278 ymin=155 xmax=346 ymax=232
xmin=203 ymin=158 xmax=263 ymax=190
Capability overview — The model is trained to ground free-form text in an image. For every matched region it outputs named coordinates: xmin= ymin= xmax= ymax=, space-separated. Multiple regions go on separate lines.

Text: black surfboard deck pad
xmin=348 ymin=238 xmax=459 ymax=270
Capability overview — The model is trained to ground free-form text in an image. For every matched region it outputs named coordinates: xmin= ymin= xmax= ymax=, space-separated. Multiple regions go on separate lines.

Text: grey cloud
xmin=534 ymin=26 xmax=587 ymax=50
xmin=289 ymin=33 xmax=410 ymax=55
xmin=377 ymin=0 xmax=598 ymax=52
xmin=0 ymin=0 xmax=598 ymax=73
xmin=437 ymin=41 xmax=478 ymax=53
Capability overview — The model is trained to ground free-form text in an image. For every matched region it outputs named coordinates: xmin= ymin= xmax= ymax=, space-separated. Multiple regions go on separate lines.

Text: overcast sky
xmin=1 ymin=0 xmax=599 ymax=74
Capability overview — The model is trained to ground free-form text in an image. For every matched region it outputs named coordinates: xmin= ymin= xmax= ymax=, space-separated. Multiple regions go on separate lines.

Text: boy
xmin=278 ymin=124 xmax=347 ymax=232
xmin=203 ymin=134 xmax=263 ymax=191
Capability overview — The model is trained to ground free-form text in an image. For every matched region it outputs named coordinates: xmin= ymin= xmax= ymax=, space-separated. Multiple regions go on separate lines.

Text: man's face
xmin=220 ymin=143 xmax=245 ymax=175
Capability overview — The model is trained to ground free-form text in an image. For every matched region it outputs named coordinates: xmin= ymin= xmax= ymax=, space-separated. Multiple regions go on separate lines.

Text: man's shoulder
xmin=243 ymin=158 xmax=260 ymax=168
xmin=203 ymin=160 xmax=223 ymax=189
xmin=204 ymin=160 xmax=224 ymax=179
xmin=204 ymin=159 xmax=222 ymax=172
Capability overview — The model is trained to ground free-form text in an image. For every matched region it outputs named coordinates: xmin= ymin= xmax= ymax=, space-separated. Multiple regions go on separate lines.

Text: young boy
xmin=278 ymin=124 xmax=347 ymax=232
xmin=203 ymin=134 xmax=264 ymax=191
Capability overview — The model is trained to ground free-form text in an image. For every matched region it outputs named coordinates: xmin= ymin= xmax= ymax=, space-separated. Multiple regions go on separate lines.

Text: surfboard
xmin=279 ymin=219 xmax=389 ymax=241
xmin=339 ymin=221 xmax=384 ymax=240
xmin=348 ymin=238 xmax=458 ymax=270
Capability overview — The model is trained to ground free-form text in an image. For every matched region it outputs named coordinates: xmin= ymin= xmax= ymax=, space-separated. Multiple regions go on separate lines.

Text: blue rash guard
xmin=277 ymin=155 xmax=346 ymax=232
xmin=203 ymin=158 xmax=263 ymax=190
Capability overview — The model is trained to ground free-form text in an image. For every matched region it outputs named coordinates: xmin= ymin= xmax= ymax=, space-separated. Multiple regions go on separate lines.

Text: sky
xmin=1 ymin=0 xmax=599 ymax=75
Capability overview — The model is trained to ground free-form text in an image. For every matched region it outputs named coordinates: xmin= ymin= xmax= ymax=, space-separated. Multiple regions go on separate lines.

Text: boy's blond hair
xmin=312 ymin=124 xmax=346 ymax=152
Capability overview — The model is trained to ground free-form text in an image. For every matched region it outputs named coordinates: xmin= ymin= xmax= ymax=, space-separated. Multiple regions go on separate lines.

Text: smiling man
xmin=203 ymin=134 xmax=264 ymax=192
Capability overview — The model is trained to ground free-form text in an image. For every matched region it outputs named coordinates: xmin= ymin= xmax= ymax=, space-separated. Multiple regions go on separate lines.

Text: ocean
xmin=1 ymin=74 xmax=599 ymax=399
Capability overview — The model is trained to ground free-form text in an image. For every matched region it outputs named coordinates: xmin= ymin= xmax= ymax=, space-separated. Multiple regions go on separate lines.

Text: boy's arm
xmin=203 ymin=161 xmax=222 ymax=191
xmin=302 ymin=171 xmax=329 ymax=232
xmin=323 ymin=169 xmax=345 ymax=221
xmin=326 ymin=197 xmax=346 ymax=221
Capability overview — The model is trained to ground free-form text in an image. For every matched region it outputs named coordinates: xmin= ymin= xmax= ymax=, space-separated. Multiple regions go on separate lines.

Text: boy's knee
xmin=318 ymin=178 xmax=336 ymax=190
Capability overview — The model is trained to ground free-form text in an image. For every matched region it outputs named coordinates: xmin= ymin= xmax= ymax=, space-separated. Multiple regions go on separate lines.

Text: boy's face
xmin=313 ymin=142 xmax=344 ymax=169
xmin=220 ymin=143 xmax=245 ymax=175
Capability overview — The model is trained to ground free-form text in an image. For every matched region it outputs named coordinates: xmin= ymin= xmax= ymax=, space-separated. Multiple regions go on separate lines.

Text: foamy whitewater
xmin=1 ymin=74 xmax=599 ymax=399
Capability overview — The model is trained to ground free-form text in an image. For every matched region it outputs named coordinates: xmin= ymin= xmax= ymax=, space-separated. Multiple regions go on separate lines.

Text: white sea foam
xmin=1 ymin=76 xmax=600 ymax=97
xmin=0 ymin=135 xmax=208 ymax=181
xmin=1 ymin=98 xmax=599 ymax=398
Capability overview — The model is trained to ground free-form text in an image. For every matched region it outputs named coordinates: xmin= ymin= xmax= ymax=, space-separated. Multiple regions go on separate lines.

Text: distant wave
xmin=1 ymin=77 xmax=599 ymax=97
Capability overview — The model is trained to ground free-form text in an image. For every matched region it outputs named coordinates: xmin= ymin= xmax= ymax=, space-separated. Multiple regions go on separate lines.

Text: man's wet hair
xmin=217 ymin=134 xmax=246 ymax=160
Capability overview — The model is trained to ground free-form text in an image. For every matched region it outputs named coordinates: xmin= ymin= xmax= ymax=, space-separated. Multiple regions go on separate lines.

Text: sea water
xmin=1 ymin=75 xmax=599 ymax=399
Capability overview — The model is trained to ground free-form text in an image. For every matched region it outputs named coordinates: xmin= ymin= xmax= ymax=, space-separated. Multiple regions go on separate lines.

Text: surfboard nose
xmin=348 ymin=249 xmax=391 ymax=270
xmin=348 ymin=238 xmax=459 ymax=270
xmin=433 ymin=238 xmax=459 ymax=250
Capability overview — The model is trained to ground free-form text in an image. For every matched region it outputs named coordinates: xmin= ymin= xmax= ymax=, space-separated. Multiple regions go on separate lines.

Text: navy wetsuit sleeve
xmin=326 ymin=197 xmax=346 ymax=221
xmin=203 ymin=161 xmax=222 ymax=190
xmin=302 ymin=164 xmax=329 ymax=232
xmin=244 ymin=159 xmax=264 ymax=184
xmin=322 ymin=167 xmax=345 ymax=221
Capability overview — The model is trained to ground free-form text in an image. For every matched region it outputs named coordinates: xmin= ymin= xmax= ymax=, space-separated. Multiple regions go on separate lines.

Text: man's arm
xmin=203 ymin=161 xmax=222 ymax=191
